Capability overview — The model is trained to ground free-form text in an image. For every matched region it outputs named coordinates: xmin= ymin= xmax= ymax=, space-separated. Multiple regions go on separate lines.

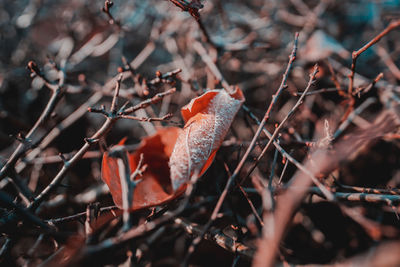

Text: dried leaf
xmin=101 ymin=127 xmax=183 ymax=211
xmin=169 ymin=88 xmax=245 ymax=191
xmin=102 ymin=88 xmax=244 ymax=210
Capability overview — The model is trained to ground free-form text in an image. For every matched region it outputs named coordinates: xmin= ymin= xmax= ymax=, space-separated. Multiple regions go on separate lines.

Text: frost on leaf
xmin=101 ymin=127 xmax=184 ymax=211
xmin=169 ymin=87 xmax=245 ymax=191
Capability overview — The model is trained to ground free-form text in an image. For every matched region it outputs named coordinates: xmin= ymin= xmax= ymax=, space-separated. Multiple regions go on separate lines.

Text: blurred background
xmin=1 ymin=0 xmax=400 ymax=266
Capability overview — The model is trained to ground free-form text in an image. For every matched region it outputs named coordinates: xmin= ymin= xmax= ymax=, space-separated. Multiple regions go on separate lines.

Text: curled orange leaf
xmin=101 ymin=127 xmax=183 ymax=211
xmin=169 ymin=87 xmax=245 ymax=191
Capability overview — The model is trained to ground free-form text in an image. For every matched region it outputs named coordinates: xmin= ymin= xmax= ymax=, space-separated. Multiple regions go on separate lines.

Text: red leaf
xmin=101 ymin=127 xmax=184 ymax=211
xmin=101 ymin=88 xmax=244 ymax=210
xmin=169 ymin=87 xmax=245 ymax=191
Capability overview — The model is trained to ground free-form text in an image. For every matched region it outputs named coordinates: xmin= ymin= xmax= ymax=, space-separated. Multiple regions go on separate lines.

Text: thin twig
xmin=353 ymin=73 xmax=384 ymax=97
xmin=293 ymin=87 xmax=344 ymax=96
xmin=81 ymin=172 xmax=201 ymax=258
xmin=278 ymin=156 xmax=290 ymax=184
xmin=223 ymin=162 xmax=263 ymax=226
xmin=376 ymin=45 xmax=400 ymax=80
xmin=0 ymin=191 xmax=50 ymax=231
xmin=309 ymin=187 xmax=400 ymax=205
xmin=182 ymin=32 xmax=301 ymax=266
xmin=118 ymin=113 xmax=173 ymax=122
xmin=348 ymin=19 xmax=400 ymax=94
xmin=27 ymin=80 xmax=175 ymax=213
xmin=15 ymin=43 xmax=156 ymax=174
xmin=238 ymin=185 xmax=264 ymax=226
xmin=45 ymin=206 xmax=118 ymax=225
xmin=244 ymin=64 xmax=319 ymax=184
xmin=85 ymin=203 xmax=100 ymax=243
xmin=242 ymin=105 xmax=333 ymax=200
xmin=120 ymin=88 xmax=176 ymax=115
xmin=0 ymin=61 xmax=66 ymax=183
xmin=174 ymin=216 xmax=254 ymax=259
xmin=101 ymin=0 xmax=121 ymax=27
xmin=337 ymin=183 xmax=400 ymax=195
xmin=333 ymin=97 xmax=376 ymax=139
xmin=193 ymin=41 xmax=232 ymax=92
xmin=108 ymin=145 xmax=134 ymax=231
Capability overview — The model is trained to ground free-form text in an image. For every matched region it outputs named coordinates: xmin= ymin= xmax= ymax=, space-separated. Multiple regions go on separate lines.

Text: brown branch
xmin=193 ymin=41 xmax=232 ymax=92
xmin=28 ymin=78 xmax=175 ymax=212
xmin=110 ymin=74 xmax=122 ymax=114
xmin=223 ymin=162 xmax=263 ymax=226
xmin=45 ymin=206 xmax=118 ymax=224
xmin=353 ymin=72 xmax=384 ymax=97
xmin=252 ymin=110 xmax=398 ymax=267
xmin=182 ymin=32 xmax=303 ymax=266
xmin=118 ymin=113 xmax=173 ymax=122
xmin=337 ymin=183 xmax=400 ymax=196
xmin=244 ymin=64 xmax=319 ymax=185
xmin=29 ymin=115 xmax=112 ymax=212
xmin=15 ymin=43 xmax=156 ymax=174
xmin=293 ymin=87 xmax=345 ymax=96
xmin=309 ymin=187 xmax=400 ymax=205
xmin=147 ymin=69 xmax=182 ymax=88
xmin=0 ymin=191 xmax=50 ymax=231
xmin=241 ymin=105 xmax=333 ymax=199
xmin=238 ymin=185 xmax=264 ymax=226
xmin=348 ymin=19 xmax=400 ymax=94
xmin=85 ymin=203 xmax=100 ymax=242
xmin=80 ymin=172 xmax=202 ymax=259
xmin=101 ymin=0 xmax=121 ymax=27
xmin=120 ymin=88 xmax=176 ymax=115
xmin=376 ymin=45 xmax=400 ymax=80
xmin=278 ymin=156 xmax=290 ymax=184
xmin=333 ymin=97 xmax=377 ymax=139
xmin=168 ymin=0 xmax=203 ymax=21
xmin=174 ymin=216 xmax=255 ymax=259
xmin=0 ymin=61 xmax=66 ymax=194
